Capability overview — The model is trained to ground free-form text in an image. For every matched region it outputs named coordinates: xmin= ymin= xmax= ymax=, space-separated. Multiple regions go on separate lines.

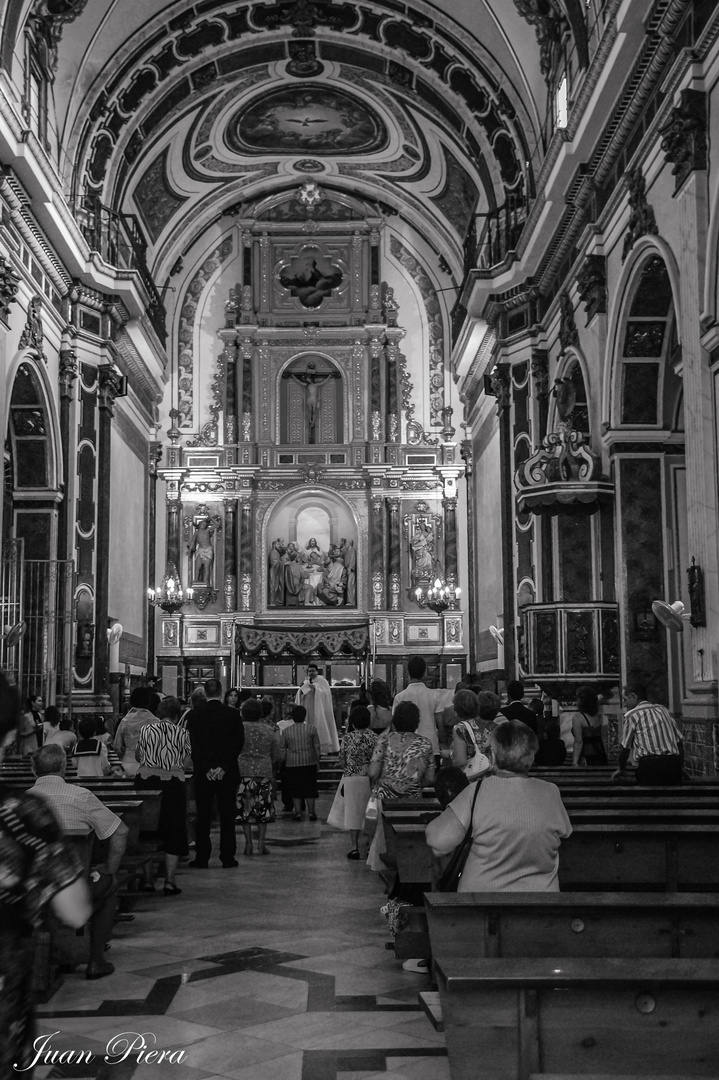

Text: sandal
xmin=346 ymin=849 xmax=360 ymax=860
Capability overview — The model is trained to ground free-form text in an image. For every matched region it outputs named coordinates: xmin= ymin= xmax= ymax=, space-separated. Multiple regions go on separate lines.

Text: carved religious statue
xmin=268 ymin=534 xmax=355 ymax=607
xmin=283 ymin=360 xmax=340 ymax=443
xmin=189 ymin=515 xmax=215 ymax=585
xmin=410 ymin=524 xmax=434 ymax=582
xmin=315 ymin=547 xmax=348 ymax=606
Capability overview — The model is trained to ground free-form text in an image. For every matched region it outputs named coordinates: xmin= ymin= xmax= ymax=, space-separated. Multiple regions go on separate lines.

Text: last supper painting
xmin=229 ymin=85 xmax=387 ymax=155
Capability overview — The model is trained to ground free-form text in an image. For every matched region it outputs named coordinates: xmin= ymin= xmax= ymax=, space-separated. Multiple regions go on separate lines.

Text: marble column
xmin=370 ymin=336 xmax=383 ymax=445
xmin=370 ymin=495 xmax=385 ymax=609
xmin=57 ymin=346 xmax=78 ymax=562
xmin=166 ymin=498 xmax=181 ymax=571
xmin=224 ymin=498 xmax=237 ymax=611
xmin=385 ymin=343 xmax=398 ymax=443
xmin=492 ymin=363 xmax=515 ymax=676
xmin=443 ymin=497 xmax=458 ymax=581
xmin=225 ymin=342 xmax=237 ymax=444
xmin=147 ymin=443 xmax=162 ymax=677
xmin=676 ymin=170 xmax=717 ymax=692
xmin=239 ymin=500 xmax=253 ymax=611
xmin=95 ymin=366 xmax=124 ymax=695
xmin=387 ymin=498 xmax=401 ymax=612
xmin=460 ymin=440 xmax=477 ymax=666
xmin=241 ymin=345 xmax=253 ymax=444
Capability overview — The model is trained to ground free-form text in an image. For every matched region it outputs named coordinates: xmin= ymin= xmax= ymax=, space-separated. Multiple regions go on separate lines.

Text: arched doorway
xmin=2 ymin=361 xmax=70 ymax=703
xmin=613 ymin=253 xmax=685 ymax=710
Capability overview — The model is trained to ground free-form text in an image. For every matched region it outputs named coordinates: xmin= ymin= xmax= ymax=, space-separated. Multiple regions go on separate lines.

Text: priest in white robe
xmin=295 ymin=663 xmax=340 ymax=754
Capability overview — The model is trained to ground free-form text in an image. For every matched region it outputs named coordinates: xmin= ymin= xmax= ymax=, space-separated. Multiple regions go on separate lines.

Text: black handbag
xmin=435 ymin=778 xmax=483 ymax=892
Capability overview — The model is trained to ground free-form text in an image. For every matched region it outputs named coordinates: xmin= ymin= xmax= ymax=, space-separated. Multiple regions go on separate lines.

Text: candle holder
xmin=148 ymin=561 xmax=193 ymax=614
xmin=415 ymin=576 xmax=461 ymax=615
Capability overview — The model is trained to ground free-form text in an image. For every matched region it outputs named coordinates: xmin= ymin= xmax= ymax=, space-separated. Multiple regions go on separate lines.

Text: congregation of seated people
xmin=2 ymin=663 xmax=715 ymax=1077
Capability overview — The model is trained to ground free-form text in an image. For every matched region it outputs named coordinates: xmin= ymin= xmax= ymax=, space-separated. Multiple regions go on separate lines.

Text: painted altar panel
xmin=271 ymin=239 xmax=352 ymax=317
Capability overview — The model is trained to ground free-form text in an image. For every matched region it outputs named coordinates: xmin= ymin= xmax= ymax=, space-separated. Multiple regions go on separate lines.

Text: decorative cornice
xmin=0 ymin=167 xmax=70 ymax=292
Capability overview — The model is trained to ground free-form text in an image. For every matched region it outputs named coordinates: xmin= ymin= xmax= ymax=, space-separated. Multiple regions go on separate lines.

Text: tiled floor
xmin=34 ymin=792 xmax=448 ymax=1080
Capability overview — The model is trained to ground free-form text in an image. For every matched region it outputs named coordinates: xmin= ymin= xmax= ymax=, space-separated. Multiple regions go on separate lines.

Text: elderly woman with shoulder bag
xmin=426 ymin=720 xmax=571 ymax=891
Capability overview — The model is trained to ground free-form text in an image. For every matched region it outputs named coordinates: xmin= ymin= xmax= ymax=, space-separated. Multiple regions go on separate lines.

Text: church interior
xmin=2 ymin=0 xmax=719 ymax=1077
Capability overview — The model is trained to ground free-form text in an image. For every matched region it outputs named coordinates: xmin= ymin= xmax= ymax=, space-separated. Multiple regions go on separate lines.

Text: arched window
xmin=7 ymin=363 xmax=52 ymax=490
xmin=619 ymin=255 xmax=675 ymax=426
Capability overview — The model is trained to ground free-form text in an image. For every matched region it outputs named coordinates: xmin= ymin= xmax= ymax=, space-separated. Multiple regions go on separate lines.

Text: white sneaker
xmin=402 ymin=958 xmax=430 ymax=973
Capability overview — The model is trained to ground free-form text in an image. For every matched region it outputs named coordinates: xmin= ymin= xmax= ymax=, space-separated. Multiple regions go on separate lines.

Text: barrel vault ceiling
xmin=1 ymin=0 xmax=560 ymax=286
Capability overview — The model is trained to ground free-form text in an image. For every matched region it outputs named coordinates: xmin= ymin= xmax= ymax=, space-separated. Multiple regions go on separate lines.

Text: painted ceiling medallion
xmin=279 ymin=249 xmax=343 ymax=308
xmin=227 ymin=85 xmax=387 ymax=155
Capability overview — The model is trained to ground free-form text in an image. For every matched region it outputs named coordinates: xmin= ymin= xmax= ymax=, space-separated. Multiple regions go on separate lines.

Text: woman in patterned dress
xmin=365 ymin=701 xmax=436 ymax=871
xmin=236 ymin=698 xmax=281 ymax=854
xmin=335 ymin=706 xmax=378 ymax=859
xmin=0 ymin=672 xmax=91 ymax=1074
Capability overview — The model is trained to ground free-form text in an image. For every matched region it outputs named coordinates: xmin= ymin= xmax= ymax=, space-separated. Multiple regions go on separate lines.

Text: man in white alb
xmin=295 ymin=663 xmax=340 ymax=754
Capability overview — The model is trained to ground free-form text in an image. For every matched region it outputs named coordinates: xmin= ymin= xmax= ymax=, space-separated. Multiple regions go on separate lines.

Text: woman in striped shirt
xmin=279 ymin=705 xmax=321 ymax=821
xmin=134 ymin=696 xmax=192 ymax=895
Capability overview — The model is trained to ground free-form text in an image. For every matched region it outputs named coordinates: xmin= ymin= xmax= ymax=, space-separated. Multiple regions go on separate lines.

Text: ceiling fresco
xmin=228 ymin=84 xmax=387 ymax=155
xmin=7 ymin=0 xmax=600 ymax=304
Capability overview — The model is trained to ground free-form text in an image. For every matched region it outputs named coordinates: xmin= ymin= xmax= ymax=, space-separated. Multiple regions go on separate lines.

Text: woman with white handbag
xmin=327 ymin=706 xmax=377 ymax=859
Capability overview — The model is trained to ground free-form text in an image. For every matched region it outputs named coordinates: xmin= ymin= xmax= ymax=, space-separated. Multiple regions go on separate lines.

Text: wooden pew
xmin=435 ymin=956 xmax=719 ymax=1080
xmin=32 ymin=827 xmax=95 ymax=1001
xmin=386 ymin=818 xmax=719 ymax=891
xmin=424 ymin=892 xmax=719 ymax=961
xmin=560 ymin=823 xmax=719 ymax=891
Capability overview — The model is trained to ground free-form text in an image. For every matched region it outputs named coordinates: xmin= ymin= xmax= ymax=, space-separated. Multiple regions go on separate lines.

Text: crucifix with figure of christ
xmin=283 ymin=361 xmax=340 ymax=443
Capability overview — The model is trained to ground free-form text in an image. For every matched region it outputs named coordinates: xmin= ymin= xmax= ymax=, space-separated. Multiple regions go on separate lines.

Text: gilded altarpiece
xmin=156 ymin=187 xmax=466 ymax=687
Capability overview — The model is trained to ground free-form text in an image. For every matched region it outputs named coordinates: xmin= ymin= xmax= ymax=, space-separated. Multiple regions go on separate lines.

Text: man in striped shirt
xmin=612 ymin=683 xmax=684 ymax=785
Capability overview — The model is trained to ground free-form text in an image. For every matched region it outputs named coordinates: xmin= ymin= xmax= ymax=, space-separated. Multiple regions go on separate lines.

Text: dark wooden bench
xmin=435 ymin=956 xmax=719 ymax=1080
xmin=425 ymin=892 xmax=719 ymax=961
xmin=32 ymin=827 xmax=95 ymax=1001
xmin=560 ymin=824 xmax=719 ymax=891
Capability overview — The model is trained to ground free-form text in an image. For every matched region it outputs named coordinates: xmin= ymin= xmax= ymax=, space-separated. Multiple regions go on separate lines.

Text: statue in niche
xmin=268 ymin=538 xmax=286 ymax=606
xmin=339 ymin=538 xmax=357 ymax=605
xmin=316 ymin=547 xmax=347 ymax=606
xmin=301 ymin=537 xmax=327 ymax=605
xmin=284 ymin=360 xmax=340 ymax=443
xmin=410 ymin=524 xmax=435 ymax=582
xmin=283 ymin=544 xmax=305 ymax=607
xmin=189 ymin=515 xmax=216 ymax=585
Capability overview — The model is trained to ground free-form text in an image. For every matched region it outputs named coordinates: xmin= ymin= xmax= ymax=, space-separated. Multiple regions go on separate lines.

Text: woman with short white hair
xmin=426 ymin=720 xmax=572 ymax=892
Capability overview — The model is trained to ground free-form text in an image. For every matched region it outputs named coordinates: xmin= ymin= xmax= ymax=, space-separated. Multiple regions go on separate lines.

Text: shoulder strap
xmin=466 ymin=776 xmax=483 ymax=823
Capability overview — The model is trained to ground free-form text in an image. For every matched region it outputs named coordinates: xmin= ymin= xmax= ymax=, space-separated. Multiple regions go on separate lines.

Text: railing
xmin=519 ymin=601 xmax=620 ymax=692
xmin=452 ymin=193 xmax=531 ymax=345
xmin=0 ymin=540 xmax=74 ymax=704
xmin=472 ymin=194 xmax=530 ymax=273
xmin=69 ymin=196 xmax=167 ymax=345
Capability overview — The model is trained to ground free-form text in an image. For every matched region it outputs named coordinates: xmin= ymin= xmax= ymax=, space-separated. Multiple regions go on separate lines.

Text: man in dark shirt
xmin=499 ymin=680 xmax=538 ymax=735
xmin=186 ymin=678 xmax=244 ymax=868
